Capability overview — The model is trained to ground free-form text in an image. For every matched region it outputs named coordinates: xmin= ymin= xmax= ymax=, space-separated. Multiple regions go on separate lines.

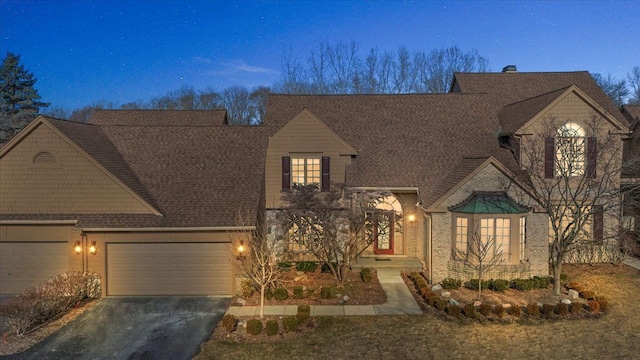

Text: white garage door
xmin=0 ymin=242 xmax=69 ymax=294
xmin=106 ymin=242 xmax=232 ymax=296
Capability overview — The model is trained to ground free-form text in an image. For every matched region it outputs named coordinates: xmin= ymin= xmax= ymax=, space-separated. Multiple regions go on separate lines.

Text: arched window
xmin=556 ymin=122 xmax=585 ymax=176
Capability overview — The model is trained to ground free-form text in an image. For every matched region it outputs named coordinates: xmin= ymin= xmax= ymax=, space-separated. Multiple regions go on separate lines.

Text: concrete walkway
xmin=624 ymin=256 xmax=640 ymax=270
xmin=226 ymin=269 xmax=422 ymax=317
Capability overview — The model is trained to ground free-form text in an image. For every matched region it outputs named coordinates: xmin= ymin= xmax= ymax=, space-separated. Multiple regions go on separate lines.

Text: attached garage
xmin=0 ymin=242 xmax=70 ymax=294
xmin=106 ymin=242 xmax=232 ymax=296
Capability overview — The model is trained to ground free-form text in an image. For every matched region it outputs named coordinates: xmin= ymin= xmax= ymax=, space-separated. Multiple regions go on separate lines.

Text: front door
xmin=372 ymin=211 xmax=394 ymax=255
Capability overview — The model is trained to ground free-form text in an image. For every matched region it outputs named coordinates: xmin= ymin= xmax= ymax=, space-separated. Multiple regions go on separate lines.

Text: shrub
xmin=296 ymin=261 xmax=318 ymax=273
xmin=283 ymin=315 xmax=299 ymax=332
xmin=596 ymin=296 xmax=609 ymax=312
xmin=532 ymin=276 xmax=551 ymax=289
xmin=435 ymin=299 xmax=448 ymax=311
xmin=478 ymin=303 xmax=492 ymax=317
xmin=570 ymin=302 xmax=583 ymax=313
xmin=265 ymin=320 xmax=279 ymax=336
xmin=297 ymin=304 xmax=311 ymax=326
xmin=293 ymin=286 xmax=304 ymax=299
xmin=419 ymin=287 xmax=434 ymax=299
xmin=273 ymin=287 xmax=289 ymax=301
xmin=508 ymin=305 xmax=522 ymax=317
xmin=560 ymin=273 xmax=568 ymax=282
xmin=320 ymin=286 xmax=334 ymax=299
xmin=3 ymin=271 xmax=101 ymax=336
xmin=557 ymin=303 xmax=569 ymax=316
xmin=360 ymin=268 xmax=373 ymax=283
xmin=446 ymin=304 xmax=461 ymax=318
xmin=463 ymin=303 xmax=476 ymax=318
xmin=264 ymin=287 xmax=274 ymax=300
xmin=589 ymin=300 xmax=601 ymax=313
xmin=278 ymin=261 xmax=292 ymax=270
xmin=221 ymin=314 xmax=237 ymax=334
xmin=427 ymin=295 xmax=438 ymax=307
xmin=488 ymin=279 xmax=509 ymax=292
xmin=321 ymin=262 xmax=338 ymax=273
xmin=542 ymin=304 xmax=555 ymax=317
xmin=467 ymin=279 xmax=489 ymax=290
xmin=527 ymin=303 xmax=540 ymax=316
xmin=493 ymin=305 xmax=505 ymax=318
xmin=441 ymin=278 xmax=462 ymax=290
xmin=246 ymin=319 xmax=263 ymax=335
xmin=241 ymin=280 xmax=254 ymax=298
xmin=511 ymin=279 xmax=534 ymax=291
xmin=580 ymin=291 xmax=596 ymax=300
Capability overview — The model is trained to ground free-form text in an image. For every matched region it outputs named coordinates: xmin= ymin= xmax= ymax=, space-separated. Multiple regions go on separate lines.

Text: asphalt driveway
xmin=3 ymin=297 xmax=229 ymax=360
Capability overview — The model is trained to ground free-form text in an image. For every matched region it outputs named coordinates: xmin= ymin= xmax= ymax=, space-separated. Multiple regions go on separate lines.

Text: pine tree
xmin=0 ymin=52 xmax=49 ymax=143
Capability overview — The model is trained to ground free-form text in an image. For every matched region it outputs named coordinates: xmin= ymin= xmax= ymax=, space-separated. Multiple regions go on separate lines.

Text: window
xmin=282 ymin=156 xmax=330 ymax=191
xmin=519 ymin=216 xmax=526 ymax=260
xmin=549 ymin=205 xmax=602 ymax=242
xmin=455 ymin=217 xmax=468 ymax=255
xmin=480 ymin=217 xmax=510 ymax=259
xmin=556 ymin=122 xmax=585 ymax=177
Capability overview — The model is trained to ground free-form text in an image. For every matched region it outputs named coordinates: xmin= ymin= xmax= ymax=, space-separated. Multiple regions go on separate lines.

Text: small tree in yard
xmin=514 ymin=115 xmax=623 ymax=295
xmin=280 ymin=184 xmax=387 ymax=286
xmin=233 ymin=217 xmax=286 ymax=319
xmin=455 ymin=230 xmax=505 ymax=298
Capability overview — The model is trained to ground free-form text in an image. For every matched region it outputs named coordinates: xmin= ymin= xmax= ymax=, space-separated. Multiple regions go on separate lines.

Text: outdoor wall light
xmin=74 ymin=240 xmax=82 ymax=254
xmin=237 ymin=240 xmax=246 ymax=260
xmin=408 ymin=214 xmax=416 ymax=222
xmin=89 ymin=240 xmax=97 ymax=255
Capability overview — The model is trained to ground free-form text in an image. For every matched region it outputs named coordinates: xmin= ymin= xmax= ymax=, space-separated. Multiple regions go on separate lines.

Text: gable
xmin=0 ymin=122 xmax=157 ymax=214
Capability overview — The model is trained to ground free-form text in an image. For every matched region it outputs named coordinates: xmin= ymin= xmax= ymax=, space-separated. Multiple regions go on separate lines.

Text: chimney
xmin=502 ymin=65 xmax=517 ymax=73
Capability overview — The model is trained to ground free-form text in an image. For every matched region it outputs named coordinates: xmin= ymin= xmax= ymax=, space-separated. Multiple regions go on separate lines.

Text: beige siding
xmin=265 ymin=110 xmax=355 ymax=208
xmin=0 ymin=123 xmax=152 ymax=213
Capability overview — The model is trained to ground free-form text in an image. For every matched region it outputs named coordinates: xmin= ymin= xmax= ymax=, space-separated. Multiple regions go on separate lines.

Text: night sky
xmin=1 ymin=0 xmax=638 ymax=110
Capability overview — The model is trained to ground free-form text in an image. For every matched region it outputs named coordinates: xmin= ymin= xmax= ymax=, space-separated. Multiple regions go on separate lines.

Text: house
xmin=0 ymin=68 xmax=630 ymax=295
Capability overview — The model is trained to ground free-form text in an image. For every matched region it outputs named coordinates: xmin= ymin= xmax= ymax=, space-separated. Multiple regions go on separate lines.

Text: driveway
xmin=3 ymin=297 xmax=229 ymax=360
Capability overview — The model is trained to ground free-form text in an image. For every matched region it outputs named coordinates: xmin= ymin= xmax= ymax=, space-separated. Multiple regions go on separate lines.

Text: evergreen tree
xmin=0 ymin=52 xmax=49 ymax=143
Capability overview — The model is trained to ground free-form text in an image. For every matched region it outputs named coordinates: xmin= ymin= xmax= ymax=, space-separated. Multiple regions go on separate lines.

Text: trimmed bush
xmin=246 ymin=319 xmax=263 ymax=335
xmin=297 ymin=304 xmax=311 ymax=326
xmin=596 ymin=296 xmax=609 ymax=312
xmin=493 ymin=305 xmax=505 ymax=318
xmin=512 ymin=279 xmax=534 ymax=291
xmin=321 ymin=262 xmax=338 ymax=273
xmin=446 ymin=304 xmax=461 ymax=318
xmin=264 ymin=287 xmax=274 ymax=300
xmin=441 ymin=278 xmax=462 ymax=290
xmin=580 ymin=291 xmax=596 ymax=300
xmin=557 ymin=303 xmax=569 ymax=316
xmin=419 ymin=287 xmax=434 ymax=299
xmin=265 ymin=320 xmax=279 ymax=336
xmin=283 ymin=315 xmax=299 ymax=332
xmin=532 ymin=276 xmax=551 ymax=289
xmin=508 ymin=305 xmax=522 ymax=317
xmin=360 ymin=268 xmax=373 ymax=283
xmin=427 ymin=295 xmax=438 ymax=306
xmin=221 ymin=314 xmax=237 ymax=334
xmin=589 ymin=300 xmax=601 ymax=313
xmin=570 ymin=302 xmax=583 ymax=313
xmin=241 ymin=280 xmax=254 ymax=298
xmin=467 ymin=279 xmax=489 ymax=291
xmin=488 ymin=279 xmax=509 ymax=292
xmin=478 ymin=303 xmax=492 ymax=317
xmin=463 ymin=303 xmax=476 ymax=318
xmin=278 ymin=261 xmax=292 ymax=270
xmin=542 ymin=304 xmax=555 ymax=317
xmin=293 ymin=286 xmax=304 ymax=299
xmin=320 ymin=286 xmax=335 ymax=299
xmin=435 ymin=299 xmax=448 ymax=311
xmin=295 ymin=261 xmax=318 ymax=273
xmin=527 ymin=303 xmax=540 ymax=316
xmin=273 ymin=287 xmax=289 ymax=301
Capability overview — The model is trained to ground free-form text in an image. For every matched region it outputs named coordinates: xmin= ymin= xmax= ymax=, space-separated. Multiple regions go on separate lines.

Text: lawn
xmin=196 ymin=264 xmax=640 ymax=359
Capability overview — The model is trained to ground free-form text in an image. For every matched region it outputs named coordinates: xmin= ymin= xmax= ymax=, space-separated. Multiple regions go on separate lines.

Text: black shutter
xmin=544 ymin=137 xmax=555 ymax=178
xmin=512 ymin=137 xmax=521 ymax=165
xmin=593 ymin=205 xmax=604 ymax=244
xmin=586 ymin=137 xmax=597 ymax=178
xmin=321 ymin=156 xmax=330 ymax=192
xmin=282 ymin=156 xmax=290 ymax=191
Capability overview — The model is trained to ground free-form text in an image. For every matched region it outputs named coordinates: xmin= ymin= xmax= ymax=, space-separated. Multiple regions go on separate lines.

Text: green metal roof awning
xmin=448 ymin=191 xmax=531 ymax=214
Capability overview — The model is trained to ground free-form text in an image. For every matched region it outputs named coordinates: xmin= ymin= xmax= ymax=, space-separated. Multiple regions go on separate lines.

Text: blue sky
xmin=0 ymin=0 xmax=638 ymax=110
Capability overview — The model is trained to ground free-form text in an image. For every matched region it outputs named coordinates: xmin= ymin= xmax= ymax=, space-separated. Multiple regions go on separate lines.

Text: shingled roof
xmin=88 ymin=109 xmax=228 ymax=126
xmin=265 ymin=93 xmax=523 ymax=208
xmin=452 ymin=71 xmax=628 ymax=126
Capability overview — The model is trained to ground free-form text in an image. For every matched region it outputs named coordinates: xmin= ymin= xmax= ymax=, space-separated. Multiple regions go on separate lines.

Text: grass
xmin=195 ymin=264 xmax=640 ymax=359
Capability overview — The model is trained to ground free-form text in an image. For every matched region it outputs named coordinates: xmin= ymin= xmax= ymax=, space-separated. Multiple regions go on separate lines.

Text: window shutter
xmin=593 ymin=205 xmax=604 ymax=243
xmin=586 ymin=137 xmax=597 ymax=178
xmin=321 ymin=156 xmax=330 ymax=192
xmin=282 ymin=156 xmax=290 ymax=191
xmin=544 ymin=137 xmax=554 ymax=178
xmin=512 ymin=137 xmax=521 ymax=165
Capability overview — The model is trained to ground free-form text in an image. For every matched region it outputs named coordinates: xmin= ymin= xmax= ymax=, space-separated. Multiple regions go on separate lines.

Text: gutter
xmin=80 ymin=226 xmax=256 ymax=232
xmin=0 ymin=220 xmax=79 ymax=225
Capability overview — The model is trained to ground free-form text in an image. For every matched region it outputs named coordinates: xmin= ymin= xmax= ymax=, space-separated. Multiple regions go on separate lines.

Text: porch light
xmin=74 ymin=240 xmax=82 ymax=254
xmin=408 ymin=214 xmax=416 ymax=222
xmin=89 ymin=240 xmax=97 ymax=255
xmin=237 ymin=240 xmax=246 ymax=260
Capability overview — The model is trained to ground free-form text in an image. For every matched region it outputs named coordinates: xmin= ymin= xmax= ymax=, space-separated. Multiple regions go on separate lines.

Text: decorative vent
xmin=33 ymin=151 xmax=56 ymax=164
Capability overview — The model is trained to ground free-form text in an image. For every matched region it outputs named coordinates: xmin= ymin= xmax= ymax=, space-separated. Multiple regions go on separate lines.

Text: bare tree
xmin=455 ymin=230 xmax=505 ymax=298
xmin=233 ymin=216 xmax=286 ymax=319
xmin=592 ymin=73 xmax=629 ymax=107
xmin=516 ymin=115 xmax=623 ymax=295
xmin=280 ymin=184 xmax=387 ymax=286
xmin=628 ymin=66 xmax=640 ymax=105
